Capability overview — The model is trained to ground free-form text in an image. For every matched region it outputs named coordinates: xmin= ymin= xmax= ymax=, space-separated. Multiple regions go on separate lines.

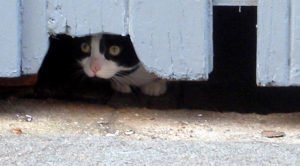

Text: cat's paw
xmin=141 ymin=79 xmax=167 ymax=96
xmin=111 ymin=81 xmax=132 ymax=94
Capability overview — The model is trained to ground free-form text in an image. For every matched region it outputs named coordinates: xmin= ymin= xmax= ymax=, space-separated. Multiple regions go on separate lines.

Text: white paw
xmin=141 ymin=80 xmax=167 ymax=96
xmin=111 ymin=81 xmax=132 ymax=94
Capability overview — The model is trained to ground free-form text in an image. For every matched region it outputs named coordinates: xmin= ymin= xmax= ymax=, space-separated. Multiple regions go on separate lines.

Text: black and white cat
xmin=37 ymin=34 xmax=166 ymax=96
xmin=79 ymin=34 xmax=167 ymax=96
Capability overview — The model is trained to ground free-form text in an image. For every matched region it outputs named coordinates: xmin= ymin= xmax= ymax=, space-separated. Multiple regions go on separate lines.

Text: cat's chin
xmin=95 ymin=74 xmax=113 ymax=79
xmin=83 ymin=69 xmax=96 ymax=78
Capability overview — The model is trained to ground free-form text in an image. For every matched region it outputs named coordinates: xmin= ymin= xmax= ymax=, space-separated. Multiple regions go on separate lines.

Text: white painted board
xmin=47 ymin=0 xmax=128 ymax=36
xmin=2 ymin=0 xmax=214 ymax=80
xmin=213 ymin=0 xmax=257 ymax=6
xmin=290 ymin=0 xmax=300 ymax=85
xmin=22 ymin=0 xmax=48 ymax=75
xmin=129 ymin=0 xmax=213 ymax=80
xmin=257 ymin=0 xmax=300 ymax=86
xmin=0 ymin=0 xmax=21 ymax=77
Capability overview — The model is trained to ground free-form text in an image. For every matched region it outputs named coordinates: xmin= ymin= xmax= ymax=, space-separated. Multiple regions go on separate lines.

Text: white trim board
xmin=213 ymin=0 xmax=257 ymax=6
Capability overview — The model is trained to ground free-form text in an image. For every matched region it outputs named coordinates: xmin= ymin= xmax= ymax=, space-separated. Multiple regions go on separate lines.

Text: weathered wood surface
xmin=0 ymin=0 xmax=21 ymax=77
xmin=46 ymin=0 xmax=213 ymax=80
xmin=22 ymin=0 xmax=48 ymax=75
xmin=257 ymin=0 xmax=300 ymax=86
xmin=213 ymin=0 xmax=257 ymax=6
xmin=129 ymin=0 xmax=213 ymax=79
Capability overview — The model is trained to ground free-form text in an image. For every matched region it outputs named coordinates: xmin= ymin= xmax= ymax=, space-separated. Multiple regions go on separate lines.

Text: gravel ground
xmin=1 ymin=136 xmax=300 ymax=166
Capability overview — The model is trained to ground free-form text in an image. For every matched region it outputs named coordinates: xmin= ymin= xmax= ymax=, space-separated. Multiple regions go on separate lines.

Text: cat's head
xmin=78 ymin=34 xmax=140 ymax=79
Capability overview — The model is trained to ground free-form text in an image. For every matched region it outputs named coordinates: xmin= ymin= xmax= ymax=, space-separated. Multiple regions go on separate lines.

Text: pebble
xmin=16 ymin=114 xmax=33 ymax=122
xmin=11 ymin=128 xmax=22 ymax=135
xmin=125 ymin=130 xmax=135 ymax=135
xmin=262 ymin=130 xmax=286 ymax=138
xmin=25 ymin=115 xmax=32 ymax=122
xmin=105 ymin=130 xmax=120 ymax=137
xmin=197 ymin=114 xmax=203 ymax=117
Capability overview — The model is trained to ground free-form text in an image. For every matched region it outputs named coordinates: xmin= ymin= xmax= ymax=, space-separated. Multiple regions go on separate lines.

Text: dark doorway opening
xmin=182 ymin=6 xmax=300 ymax=113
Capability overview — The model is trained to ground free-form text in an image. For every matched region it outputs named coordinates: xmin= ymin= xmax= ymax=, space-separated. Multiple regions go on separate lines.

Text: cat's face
xmin=79 ymin=34 xmax=140 ymax=79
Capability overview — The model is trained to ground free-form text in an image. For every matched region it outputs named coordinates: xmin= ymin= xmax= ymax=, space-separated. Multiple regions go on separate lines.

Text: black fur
xmin=100 ymin=34 xmax=140 ymax=68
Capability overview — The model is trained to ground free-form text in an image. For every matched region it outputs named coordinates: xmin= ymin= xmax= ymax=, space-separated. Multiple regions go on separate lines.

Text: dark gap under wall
xmin=181 ymin=6 xmax=258 ymax=112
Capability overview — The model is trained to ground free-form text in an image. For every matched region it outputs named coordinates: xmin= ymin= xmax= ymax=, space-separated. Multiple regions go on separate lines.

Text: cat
xmin=36 ymin=34 xmax=166 ymax=97
xmin=79 ymin=34 xmax=167 ymax=96
xmin=36 ymin=34 xmax=113 ymax=101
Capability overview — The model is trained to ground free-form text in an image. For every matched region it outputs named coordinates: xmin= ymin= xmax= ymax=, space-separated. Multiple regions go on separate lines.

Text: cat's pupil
xmin=109 ymin=45 xmax=121 ymax=56
xmin=81 ymin=43 xmax=90 ymax=54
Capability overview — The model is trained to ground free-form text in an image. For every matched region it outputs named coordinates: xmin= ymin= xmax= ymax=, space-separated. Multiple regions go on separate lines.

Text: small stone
xmin=105 ymin=130 xmax=120 ymax=137
xmin=25 ymin=115 xmax=32 ymax=122
xmin=97 ymin=121 xmax=109 ymax=125
xmin=262 ymin=130 xmax=286 ymax=138
xmin=11 ymin=128 xmax=22 ymax=135
xmin=105 ymin=133 xmax=116 ymax=137
xmin=134 ymin=113 xmax=139 ymax=117
xmin=197 ymin=114 xmax=203 ymax=117
xmin=125 ymin=130 xmax=135 ymax=135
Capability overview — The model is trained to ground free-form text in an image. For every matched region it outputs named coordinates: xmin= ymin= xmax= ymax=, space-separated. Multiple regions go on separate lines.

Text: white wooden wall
xmin=1 ymin=0 xmax=300 ymax=86
xmin=46 ymin=0 xmax=213 ymax=80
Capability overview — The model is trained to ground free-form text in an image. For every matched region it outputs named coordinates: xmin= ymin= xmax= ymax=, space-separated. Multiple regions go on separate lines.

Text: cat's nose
xmin=90 ymin=63 xmax=101 ymax=74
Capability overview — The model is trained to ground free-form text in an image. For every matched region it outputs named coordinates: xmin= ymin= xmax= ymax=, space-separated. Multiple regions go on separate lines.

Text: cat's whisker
xmin=110 ymin=77 xmax=122 ymax=85
xmin=114 ymin=74 xmax=135 ymax=85
xmin=116 ymin=72 xmax=151 ymax=84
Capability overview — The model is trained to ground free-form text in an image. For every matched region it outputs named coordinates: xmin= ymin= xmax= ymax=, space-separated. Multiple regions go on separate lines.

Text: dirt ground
xmin=0 ymin=84 xmax=300 ymax=143
xmin=0 ymin=83 xmax=300 ymax=165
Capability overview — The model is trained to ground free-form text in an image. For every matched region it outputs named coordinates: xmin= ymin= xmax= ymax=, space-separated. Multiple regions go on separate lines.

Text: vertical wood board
xmin=257 ymin=0 xmax=290 ymax=86
xmin=21 ymin=0 xmax=48 ymax=75
xmin=0 ymin=0 xmax=21 ymax=77
xmin=129 ymin=0 xmax=213 ymax=80
xmin=290 ymin=0 xmax=300 ymax=85
xmin=47 ymin=0 xmax=128 ymax=36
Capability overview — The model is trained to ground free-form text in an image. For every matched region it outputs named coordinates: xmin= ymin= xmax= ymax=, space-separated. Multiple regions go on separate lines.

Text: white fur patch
xmin=141 ymin=79 xmax=167 ymax=96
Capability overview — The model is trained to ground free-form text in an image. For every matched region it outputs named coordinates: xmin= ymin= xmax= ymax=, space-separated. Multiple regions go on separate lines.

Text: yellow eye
xmin=81 ymin=42 xmax=90 ymax=53
xmin=109 ymin=45 xmax=121 ymax=56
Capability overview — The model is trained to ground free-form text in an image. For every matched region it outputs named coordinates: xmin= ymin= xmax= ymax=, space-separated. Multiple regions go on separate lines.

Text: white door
xmin=257 ymin=0 xmax=300 ymax=86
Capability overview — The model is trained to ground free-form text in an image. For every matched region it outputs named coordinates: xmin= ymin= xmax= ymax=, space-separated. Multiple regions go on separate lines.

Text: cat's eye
xmin=81 ymin=43 xmax=90 ymax=53
xmin=109 ymin=45 xmax=121 ymax=56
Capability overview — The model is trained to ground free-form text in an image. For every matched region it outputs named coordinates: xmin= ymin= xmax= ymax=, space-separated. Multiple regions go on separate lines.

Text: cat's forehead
xmin=74 ymin=35 xmax=91 ymax=44
xmin=102 ymin=34 xmax=130 ymax=44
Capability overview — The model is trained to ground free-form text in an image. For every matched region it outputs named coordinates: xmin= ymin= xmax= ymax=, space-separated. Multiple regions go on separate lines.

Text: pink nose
xmin=90 ymin=63 xmax=101 ymax=74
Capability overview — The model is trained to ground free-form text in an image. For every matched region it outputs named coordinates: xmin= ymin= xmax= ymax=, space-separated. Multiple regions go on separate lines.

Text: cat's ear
xmin=125 ymin=34 xmax=131 ymax=39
